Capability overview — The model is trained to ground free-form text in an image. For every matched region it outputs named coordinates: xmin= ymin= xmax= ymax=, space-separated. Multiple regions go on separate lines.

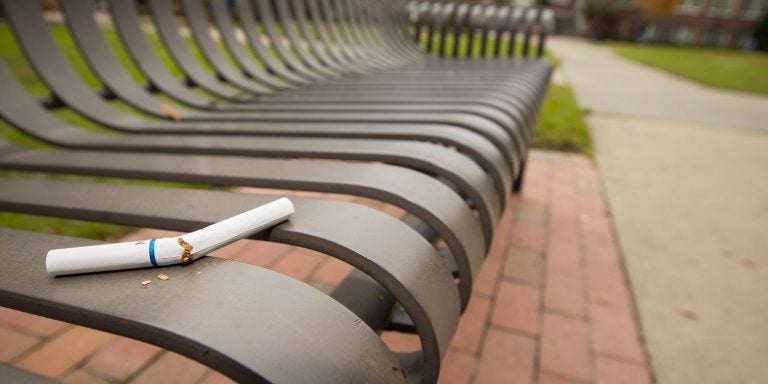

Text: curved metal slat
xmin=0 ymin=229 xmax=408 ymax=383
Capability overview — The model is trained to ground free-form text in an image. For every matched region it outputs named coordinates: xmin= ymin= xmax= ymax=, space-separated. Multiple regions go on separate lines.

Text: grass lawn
xmin=0 ymin=22 xmax=207 ymax=239
xmin=533 ymin=85 xmax=592 ymax=156
xmin=611 ymin=43 xmax=768 ymax=95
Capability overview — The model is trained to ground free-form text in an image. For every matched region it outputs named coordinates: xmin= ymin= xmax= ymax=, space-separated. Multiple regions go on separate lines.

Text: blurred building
xmin=542 ymin=0 xmax=765 ymax=47
xmin=546 ymin=0 xmax=588 ymax=35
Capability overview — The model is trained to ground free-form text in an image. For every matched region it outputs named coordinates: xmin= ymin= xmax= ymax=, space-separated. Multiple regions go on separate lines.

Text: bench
xmin=0 ymin=0 xmax=553 ymax=382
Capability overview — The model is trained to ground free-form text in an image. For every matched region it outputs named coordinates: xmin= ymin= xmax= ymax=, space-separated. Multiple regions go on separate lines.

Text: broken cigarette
xmin=45 ymin=198 xmax=295 ymax=276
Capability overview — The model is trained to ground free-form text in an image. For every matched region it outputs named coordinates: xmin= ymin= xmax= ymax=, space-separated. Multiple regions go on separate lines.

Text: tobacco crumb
xmin=140 ymin=280 xmax=151 ymax=288
xmin=177 ymin=237 xmax=193 ymax=263
xmin=161 ymin=103 xmax=181 ymax=121
xmin=157 ymin=273 xmax=170 ymax=281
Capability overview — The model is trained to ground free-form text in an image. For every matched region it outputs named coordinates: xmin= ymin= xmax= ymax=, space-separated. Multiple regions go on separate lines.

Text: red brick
xmin=540 ymin=313 xmax=591 ymax=381
xmin=380 ymin=331 xmax=421 ymax=352
xmin=474 ymin=252 xmax=503 ymax=297
xmin=538 ymin=370 xmax=579 ymax=384
xmin=16 ymin=326 xmax=114 ymax=378
xmin=516 ymin=200 xmax=549 ymax=224
xmin=584 ymin=261 xmax=631 ymax=308
xmin=546 ymin=235 xmax=582 ymax=277
xmin=349 ymin=196 xmax=385 ymax=210
xmin=198 ymin=370 xmax=237 ymax=384
xmin=581 ymin=220 xmax=617 ymax=258
xmin=550 ymin=183 xmax=576 ymax=203
xmin=437 ymin=349 xmax=477 ymax=384
xmin=545 ymin=273 xmax=586 ymax=318
xmin=484 ymin=202 xmax=518 ymax=265
xmin=521 ymin=172 xmax=550 ymax=200
xmin=521 ymin=163 xmax=552 ymax=203
xmin=491 ymin=282 xmax=540 ymax=335
xmin=450 ymin=296 xmax=491 ymax=354
xmin=582 ymin=237 xmax=620 ymax=266
xmin=569 ymin=155 xmax=593 ymax=169
xmin=504 ymin=247 xmax=543 ymax=286
xmin=130 ymin=351 xmax=209 ymax=384
xmin=590 ymin=304 xmax=645 ymax=363
xmin=0 ymin=307 xmax=68 ymax=337
xmin=510 ymin=222 xmax=547 ymax=253
xmin=206 ymin=239 xmax=254 ymax=260
xmin=595 ymin=356 xmax=651 ymax=384
xmin=548 ymin=206 xmax=578 ymax=229
xmin=474 ymin=329 xmax=535 ymax=384
xmin=309 ymin=257 xmax=353 ymax=287
xmin=85 ymin=337 xmax=161 ymax=381
xmin=0 ymin=325 xmax=39 ymax=362
xmin=269 ymin=246 xmax=326 ymax=281
xmin=378 ymin=202 xmax=406 ymax=219
xmin=549 ymin=197 xmax=578 ymax=220
xmin=578 ymin=195 xmax=607 ymax=216
xmin=117 ymin=229 xmax=180 ymax=243
xmin=223 ymin=240 xmax=291 ymax=267
xmin=60 ymin=369 xmax=109 ymax=384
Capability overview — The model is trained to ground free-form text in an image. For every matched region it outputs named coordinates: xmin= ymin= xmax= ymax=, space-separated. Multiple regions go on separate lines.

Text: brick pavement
xmin=0 ymin=151 xmax=651 ymax=383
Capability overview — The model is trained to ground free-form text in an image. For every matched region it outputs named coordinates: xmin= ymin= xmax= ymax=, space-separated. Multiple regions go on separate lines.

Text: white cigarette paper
xmin=46 ymin=198 xmax=295 ymax=276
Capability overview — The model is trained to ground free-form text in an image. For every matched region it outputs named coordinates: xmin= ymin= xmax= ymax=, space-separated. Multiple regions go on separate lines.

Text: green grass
xmin=416 ymin=31 xmax=589 ymax=154
xmin=420 ymin=30 xmax=555 ymax=59
xmin=0 ymin=22 xmax=208 ymax=239
xmin=533 ymin=85 xmax=592 ymax=156
xmin=611 ymin=43 xmax=768 ymax=95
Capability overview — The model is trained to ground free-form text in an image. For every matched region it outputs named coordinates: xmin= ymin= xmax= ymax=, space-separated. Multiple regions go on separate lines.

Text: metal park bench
xmin=0 ymin=0 xmax=553 ymax=382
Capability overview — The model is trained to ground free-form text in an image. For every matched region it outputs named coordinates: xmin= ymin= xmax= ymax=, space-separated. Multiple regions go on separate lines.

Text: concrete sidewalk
xmin=550 ymin=37 xmax=768 ymax=384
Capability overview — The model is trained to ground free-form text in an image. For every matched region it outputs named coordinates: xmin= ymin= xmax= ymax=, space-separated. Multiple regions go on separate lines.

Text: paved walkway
xmin=549 ymin=37 xmax=768 ymax=384
xmin=0 ymin=151 xmax=648 ymax=383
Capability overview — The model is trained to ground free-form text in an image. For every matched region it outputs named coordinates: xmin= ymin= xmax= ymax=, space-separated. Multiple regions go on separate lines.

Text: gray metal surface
xmin=0 ymin=175 xmax=483 ymax=311
xmin=0 ymin=364 xmax=56 ymax=384
xmin=0 ymin=229 xmax=408 ymax=383
xmin=0 ymin=0 xmax=556 ymax=382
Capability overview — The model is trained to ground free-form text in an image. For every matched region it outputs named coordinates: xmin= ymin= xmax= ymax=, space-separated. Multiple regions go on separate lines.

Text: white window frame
xmin=707 ymin=0 xmax=735 ymax=17
xmin=674 ymin=25 xmax=696 ymax=44
xmin=677 ymin=0 xmax=704 ymax=15
xmin=741 ymin=0 xmax=765 ymax=20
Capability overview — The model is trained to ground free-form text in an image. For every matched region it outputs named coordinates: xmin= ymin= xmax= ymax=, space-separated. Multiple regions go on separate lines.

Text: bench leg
xmin=513 ymin=158 xmax=527 ymax=193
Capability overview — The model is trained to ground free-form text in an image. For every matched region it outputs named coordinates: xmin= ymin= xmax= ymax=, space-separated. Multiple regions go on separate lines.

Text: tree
xmin=584 ymin=0 xmax=624 ymax=40
xmin=634 ymin=0 xmax=683 ymax=15
xmin=755 ymin=12 xmax=768 ymax=51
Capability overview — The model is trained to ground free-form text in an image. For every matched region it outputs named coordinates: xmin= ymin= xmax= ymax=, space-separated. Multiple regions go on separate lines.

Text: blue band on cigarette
xmin=148 ymin=239 xmax=158 ymax=267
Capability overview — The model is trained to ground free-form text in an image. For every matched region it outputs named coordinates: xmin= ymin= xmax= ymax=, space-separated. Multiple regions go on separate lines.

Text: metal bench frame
xmin=0 ymin=1 xmax=553 ymax=382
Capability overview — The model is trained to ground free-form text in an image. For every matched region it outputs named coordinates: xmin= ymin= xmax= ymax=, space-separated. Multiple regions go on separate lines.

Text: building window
xmin=708 ymin=0 xmax=734 ymax=17
xmin=741 ymin=0 xmax=765 ymax=20
xmin=547 ymin=0 xmax=571 ymax=6
xmin=702 ymin=28 xmax=722 ymax=46
xmin=678 ymin=0 xmax=703 ymax=15
xmin=674 ymin=25 xmax=696 ymax=44
xmin=643 ymin=23 xmax=658 ymax=42
xmin=718 ymin=30 xmax=733 ymax=47
xmin=733 ymin=30 xmax=753 ymax=48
